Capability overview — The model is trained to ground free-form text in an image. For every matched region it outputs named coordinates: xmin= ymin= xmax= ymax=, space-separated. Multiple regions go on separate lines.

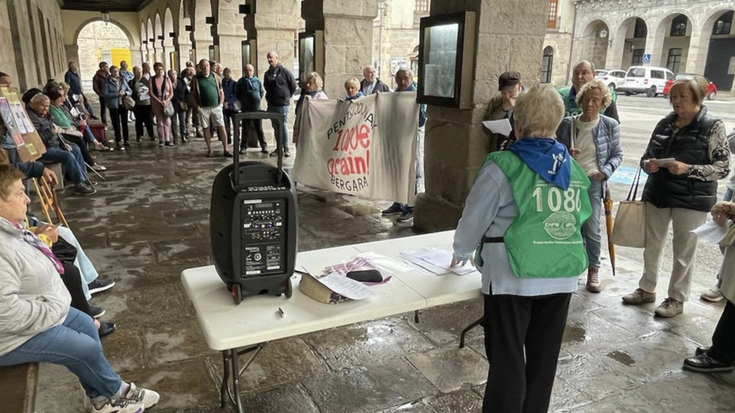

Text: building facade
xmin=542 ymin=0 xmax=735 ymax=92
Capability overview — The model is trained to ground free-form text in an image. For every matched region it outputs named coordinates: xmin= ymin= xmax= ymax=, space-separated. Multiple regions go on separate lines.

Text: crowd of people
xmin=453 ymin=60 xmax=734 ymax=412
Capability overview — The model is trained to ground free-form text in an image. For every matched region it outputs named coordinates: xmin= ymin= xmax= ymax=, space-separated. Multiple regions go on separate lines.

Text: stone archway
xmin=651 ymin=12 xmax=695 ymax=71
xmin=580 ymin=19 xmax=610 ymax=70
xmin=178 ymin=0 xmax=193 ymax=67
xmin=147 ymin=17 xmax=155 ymax=64
xmin=612 ymin=17 xmax=648 ymax=70
xmin=164 ymin=7 xmax=176 ymax=70
xmin=154 ymin=13 xmax=163 ymax=64
xmin=74 ymin=20 xmax=131 ymax=92
xmin=699 ymin=8 xmax=735 ymax=91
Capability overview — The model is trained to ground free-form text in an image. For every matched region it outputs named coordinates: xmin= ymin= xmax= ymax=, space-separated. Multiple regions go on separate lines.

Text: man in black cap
xmin=483 ymin=71 xmax=522 ymax=151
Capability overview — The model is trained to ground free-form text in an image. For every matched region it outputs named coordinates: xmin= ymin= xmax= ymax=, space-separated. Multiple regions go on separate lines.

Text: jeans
xmin=61 ymin=134 xmax=95 ymax=166
xmin=582 ymin=180 xmax=603 ymax=268
xmin=0 ymin=308 xmax=123 ymax=404
xmin=41 ymin=145 xmax=85 ymax=184
xmin=267 ymin=105 xmax=289 ymax=149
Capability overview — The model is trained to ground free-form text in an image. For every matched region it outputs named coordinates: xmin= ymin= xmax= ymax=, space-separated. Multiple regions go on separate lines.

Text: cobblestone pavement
xmin=34 ymin=130 xmax=735 ymax=413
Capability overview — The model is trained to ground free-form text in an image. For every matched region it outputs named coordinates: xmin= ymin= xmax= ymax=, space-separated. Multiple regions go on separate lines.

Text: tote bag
xmin=611 ymin=168 xmax=646 ymax=248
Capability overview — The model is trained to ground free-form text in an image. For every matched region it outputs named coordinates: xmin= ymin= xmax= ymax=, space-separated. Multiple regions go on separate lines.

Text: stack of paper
xmin=399 ymin=247 xmax=476 ymax=276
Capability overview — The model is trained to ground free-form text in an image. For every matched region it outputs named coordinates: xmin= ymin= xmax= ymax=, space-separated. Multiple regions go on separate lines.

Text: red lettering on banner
xmin=327 ymin=121 xmax=371 ymax=183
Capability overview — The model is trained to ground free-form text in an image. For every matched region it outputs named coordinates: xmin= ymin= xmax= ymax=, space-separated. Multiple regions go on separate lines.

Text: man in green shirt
xmin=190 ymin=59 xmax=231 ymax=157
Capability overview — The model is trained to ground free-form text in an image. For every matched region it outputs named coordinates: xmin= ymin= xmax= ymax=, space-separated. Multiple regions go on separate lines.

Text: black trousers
xmin=483 ymin=288 xmax=571 ymax=413
xmin=60 ymin=262 xmax=93 ymax=317
xmin=133 ymin=104 xmax=155 ymax=139
xmin=98 ymin=97 xmax=107 ymax=125
xmin=61 ymin=134 xmax=94 ymax=166
xmin=709 ymin=299 xmax=735 ymax=365
xmin=108 ymin=107 xmax=129 ymax=144
xmin=242 ymin=118 xmax=267 ymax=150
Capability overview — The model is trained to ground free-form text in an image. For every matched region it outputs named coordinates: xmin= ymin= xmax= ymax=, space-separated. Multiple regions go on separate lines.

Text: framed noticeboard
xmin=417 ymin=11 xmax=476 ymax=109
xmin=0 ymin=85 xmax=46 ymax=162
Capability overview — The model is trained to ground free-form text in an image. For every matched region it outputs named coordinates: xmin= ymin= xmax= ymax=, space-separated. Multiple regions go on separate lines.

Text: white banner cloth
xmin=293 ymin=92 xmax=419 ymax=204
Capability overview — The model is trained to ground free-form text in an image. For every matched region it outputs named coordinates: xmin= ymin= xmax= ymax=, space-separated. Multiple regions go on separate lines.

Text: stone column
xmin=244 ymin=0 xmax=300 ymax=79
xmin=644 ymin=26 xmax=664 ymax=67
xmin=414 ymin=0 xmax=549 ymax=232
xmin=213 ymin=0 xmax=248 ymax=78
xmin=130 ymin=45 xmax=142 ymax=67
xmin=302 ymin=0 xmax=378 ymax=99
xmin=606 ymin=33 xmax=624 ymax=71
xmin=65 ymin=44 xmax=79 ymax=67
xmin=684 ymin=31 xmax=707 ymax=74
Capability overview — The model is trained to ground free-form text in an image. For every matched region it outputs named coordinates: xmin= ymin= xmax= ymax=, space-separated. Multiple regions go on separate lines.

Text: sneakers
xmin=654 ymin=298 xmax=684 ymax=318
xmin=586 ymin=267 xmax=602 ymax=293
xmin=125 ymin=383 xmax=160 ymax=409
xmin=396 ymin=209 xmax=414 ymax=227
xmin=88 ymin=278 xmax=115 ymax=295
xmin=90 ymin=306 xmax=105 ymax=319
xmin=91 ymin=164 xmax=107 ymax=172
xmin=92 ymin=398 xmax=144 ymax=413
xmin=622 ymin=288 xmax=656 ymax=305
xmin=700 ymin=287 xmax=724 ymax=303
xmin=683 ymin=353 xmax=735 ymax=373
xmin=74 ymin=182 xmax=96 ymax=196
xmin=381 ymin=202 xmax=404 ymax=216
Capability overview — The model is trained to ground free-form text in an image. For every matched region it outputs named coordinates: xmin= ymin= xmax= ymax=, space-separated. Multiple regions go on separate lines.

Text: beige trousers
xmin=639 ymin=203 xmax=707 ymax=302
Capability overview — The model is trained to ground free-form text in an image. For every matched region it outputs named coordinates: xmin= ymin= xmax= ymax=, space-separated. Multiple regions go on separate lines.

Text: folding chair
xmin=31 ymin=176 xmax=68 ymax=228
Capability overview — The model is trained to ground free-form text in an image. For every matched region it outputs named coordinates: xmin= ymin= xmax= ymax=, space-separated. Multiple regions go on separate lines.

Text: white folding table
xmin=181 ymin=232 xmax=481 ymax=412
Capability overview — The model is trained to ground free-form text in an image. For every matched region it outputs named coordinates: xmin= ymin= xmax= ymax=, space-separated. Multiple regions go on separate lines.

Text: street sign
xmin=729 ymin=57 xmax=735 ymax=75
xmin=642 ymin=53 xmax=652 ymax=64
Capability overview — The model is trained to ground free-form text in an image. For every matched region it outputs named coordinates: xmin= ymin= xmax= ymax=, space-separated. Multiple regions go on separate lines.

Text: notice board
xmin=0 ymin=85 xmax=46 ymax=162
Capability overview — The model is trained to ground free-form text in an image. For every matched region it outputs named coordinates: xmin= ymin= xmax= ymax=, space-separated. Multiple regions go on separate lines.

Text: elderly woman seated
xmin=25 ymin=93 xmax=96 ymax=195
xmin=452 ymin=84 xmax=591 ymax=413
xmin=556 ymin=79 xmax=623 ymax=292
xmin=0 ymin=165 xmax=159 ymax=413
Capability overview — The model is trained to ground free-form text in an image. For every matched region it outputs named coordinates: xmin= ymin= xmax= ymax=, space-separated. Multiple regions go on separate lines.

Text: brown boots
xmin=586 ymin=266 xmax=601 ymax=293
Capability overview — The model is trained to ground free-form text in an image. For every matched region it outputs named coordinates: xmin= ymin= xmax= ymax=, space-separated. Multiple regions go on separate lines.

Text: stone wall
xmin=543 ymin=31 xmax=573 ymax=86
xmin=76 ymin=22 xmax=131 ymax=91
xmin=1 ymin=0 xmax=66 ymax=90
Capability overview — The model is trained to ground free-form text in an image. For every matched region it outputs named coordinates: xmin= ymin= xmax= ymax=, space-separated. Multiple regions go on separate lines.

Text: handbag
xmin=52 ymin=236 xmax=78 ymax=265
xmin=163 ymin=102 xmax=175 ymax=117
xmin=123 ymin=96 xmax=136 ymax=110
xmin=611 ymin=168 xmax=646 ymax=248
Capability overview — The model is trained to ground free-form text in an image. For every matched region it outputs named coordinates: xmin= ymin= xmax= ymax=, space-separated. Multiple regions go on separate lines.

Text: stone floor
xmin=34 ymin=133 xmax=735 ymax=413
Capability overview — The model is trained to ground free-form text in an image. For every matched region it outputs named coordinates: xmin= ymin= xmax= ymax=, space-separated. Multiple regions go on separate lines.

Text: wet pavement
xmin=33 ymin=131 xmax=735 ymax=412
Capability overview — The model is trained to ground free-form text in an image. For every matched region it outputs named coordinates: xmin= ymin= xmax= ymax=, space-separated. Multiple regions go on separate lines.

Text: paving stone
xmin=103 ymin=326 xmax=147 ymax=373
xmin=562 ymin=310 xmax=639 ymax=355
xmin=377 ymin=401 xmax=436 ymax=413
xmin=144 ymin=317 xmax=216 ymax=366
xmin=84 ymin=240 xmax=157 ymax=273
xmin=107 ymin=223 xmax=201 ymax=245
xmin=556 ymin=354 xmax=640 ymax=401
xmin=303 ymin=318 xmax=435 ymax=370
xmin=123 ymin=359 xmax=219 ymax=411
xmin=302 ymin=358 xmax=435 ymax=413
xmin=238 ymin=382 xmax=321 ymax=413
xmin=149 ymin=235 xmax=213 ymax=263
xmin=92 ymin=282 xmax=192 ymax=326
xmin=549 ymin=376 xmax=593 ymax=412
xmin=210 ymin=338 xmax=328 ymax=393
xmin=34 ymin=380 xmax=88 ymax=413
xmin=407 ymin=347 xmax=488 ymax=393
xmin=404 ymin=299 xmax=483 ymax=346
xmin=423 ymin=389 xmax=483 ymax=413
xmin=601 ymin=332 xmax=698 ymax=383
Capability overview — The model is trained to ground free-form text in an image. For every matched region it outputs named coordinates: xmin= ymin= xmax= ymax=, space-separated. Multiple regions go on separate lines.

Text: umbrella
xmin=604 ymin=186 xmax=616 ymax=276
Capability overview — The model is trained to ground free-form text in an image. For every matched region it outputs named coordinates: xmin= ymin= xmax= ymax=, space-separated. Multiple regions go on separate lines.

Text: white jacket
xmin=0 ymin=218 xmax=70 ymax=357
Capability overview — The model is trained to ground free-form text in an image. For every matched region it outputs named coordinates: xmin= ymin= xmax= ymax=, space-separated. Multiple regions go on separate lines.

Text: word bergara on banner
xmin=293 ymin=92 xmax=420 ymax=204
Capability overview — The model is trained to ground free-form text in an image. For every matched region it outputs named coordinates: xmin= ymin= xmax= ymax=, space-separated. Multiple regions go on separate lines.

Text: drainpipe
xmin=566 ymin=4 xmax=578 ymax=85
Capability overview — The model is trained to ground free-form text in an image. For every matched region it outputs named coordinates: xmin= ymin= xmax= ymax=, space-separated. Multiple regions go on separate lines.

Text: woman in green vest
xmin=452 ymin=84 xmax=592 ymax=413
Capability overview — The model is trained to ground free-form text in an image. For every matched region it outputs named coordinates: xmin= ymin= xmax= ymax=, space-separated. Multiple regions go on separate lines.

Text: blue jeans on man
xmin=267 ymin=105 xmax=290 ymax=154
xmin=41 ymin=144 xmax=85 ymax=183
xmin=0 ymin=308 xmax=124 ymax=405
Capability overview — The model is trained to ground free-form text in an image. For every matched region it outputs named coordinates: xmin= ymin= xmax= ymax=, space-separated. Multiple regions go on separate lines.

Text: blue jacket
xmin=235 ymin=76 xmax=264 ymax=112
xmin=64 ymin=70 xmax=82 ymax=95
xmin=396 ymin=84 xmax=426 ymax=127
xmin=222 ymin=77 xmax=238 ymax=109
xmin=556 ymin=114 xmax=623 ymax=196
xmin=103 ymin=77 xmax=132 ymax=110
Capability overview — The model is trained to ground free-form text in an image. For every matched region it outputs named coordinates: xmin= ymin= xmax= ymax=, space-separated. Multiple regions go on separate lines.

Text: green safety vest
xmin=478 ymin=151 xmax=592 ymax=278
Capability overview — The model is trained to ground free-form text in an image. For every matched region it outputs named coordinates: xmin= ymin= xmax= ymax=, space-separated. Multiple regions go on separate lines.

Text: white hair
xmin=575 ymin=79 xmax=612 ymax=108
xmin=514 ymin=84 xmax=564 ymax=138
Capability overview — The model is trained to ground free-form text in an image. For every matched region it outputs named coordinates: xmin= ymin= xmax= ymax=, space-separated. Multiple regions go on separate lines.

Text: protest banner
xmin=293 ymin=92 xmax=419 ymax=204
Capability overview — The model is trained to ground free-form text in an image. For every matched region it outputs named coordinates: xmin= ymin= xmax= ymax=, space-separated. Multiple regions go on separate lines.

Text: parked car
xmin=662 ymin=73 xmax=718 ymax=100
xmin=596 ymin=69 xmax=626 ymax=90
xmin=618 ymin=66 xmax=675 ymax=97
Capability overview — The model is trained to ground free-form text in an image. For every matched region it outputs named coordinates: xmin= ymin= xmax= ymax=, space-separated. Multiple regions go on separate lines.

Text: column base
xmin=414 ymin=192 xmax=462 ymax=232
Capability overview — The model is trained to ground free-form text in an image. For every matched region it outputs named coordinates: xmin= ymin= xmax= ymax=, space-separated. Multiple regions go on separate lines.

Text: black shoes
xmin=88 ymin=278 xmax=115 ymax=295
xmin=98 ymin=321 xmax=116 ymax=338
xmin=74 ymin=182 xmax=96 ymax=195
xmin=90 ymin=306 xmax=105 ymax=319
xmin=683 ymin=353 xmax=735 ymax=373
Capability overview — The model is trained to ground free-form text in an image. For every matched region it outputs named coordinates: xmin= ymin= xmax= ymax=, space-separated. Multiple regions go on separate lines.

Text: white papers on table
xmin=692 ymin=220 xmax=728 ymax=244
xmin=399 ymin=247 xmax=477 ymax=276
xmin=316 ymin=272 xmax=373 ymax=300
xmin=482 ymin=119 xmax=512 ymax=136
xmin=356 ymin=251 xmax=415 ymax=274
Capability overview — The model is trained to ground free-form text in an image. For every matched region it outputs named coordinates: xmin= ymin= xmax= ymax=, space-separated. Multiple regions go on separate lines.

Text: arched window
xmin=713 ymin=11 xmax=733 ymax=35
xmin=634 ymin=18 xmax=647 ymax=38
xmin=541 ymin=47 xmax=554 ymax=83
xmin=670 ymin=15 xmax=687 ymax=37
